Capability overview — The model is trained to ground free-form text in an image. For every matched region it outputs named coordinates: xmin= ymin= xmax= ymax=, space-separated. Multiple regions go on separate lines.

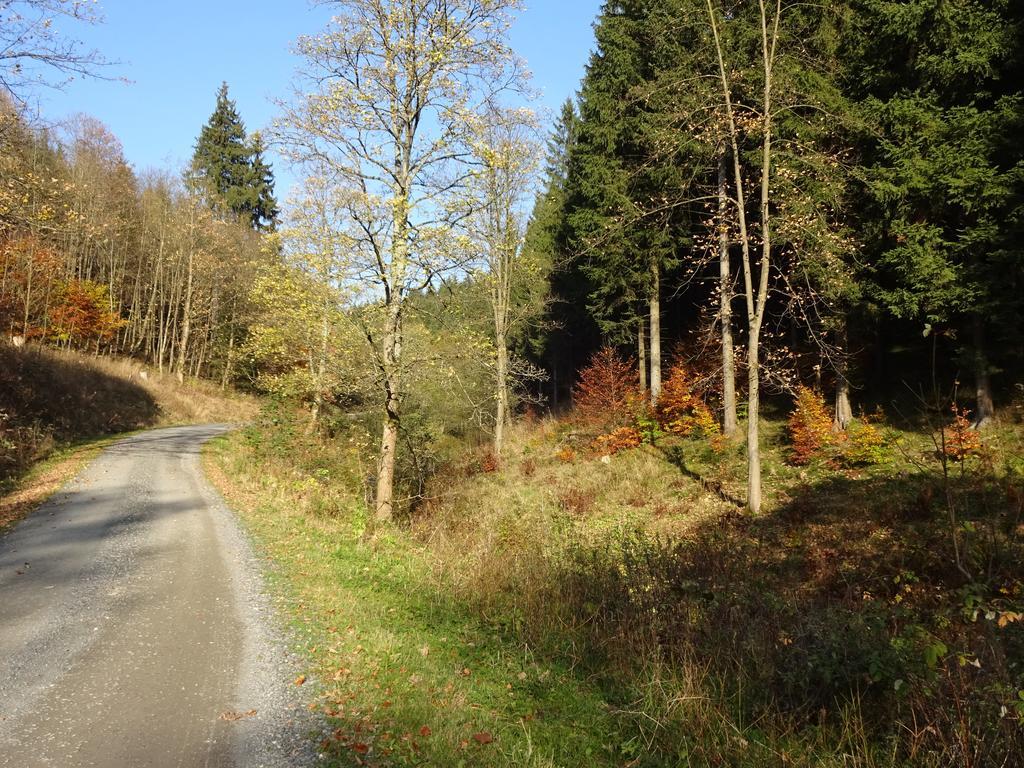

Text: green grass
xmin=204 ymin=406 xmax=1024 ymax=767
xmin=205 ymin=432 xmax=637 ymax=767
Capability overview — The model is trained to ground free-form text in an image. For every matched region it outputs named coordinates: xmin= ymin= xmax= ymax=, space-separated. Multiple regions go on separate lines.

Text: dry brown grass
xmin=1 ymin=342 xmax=256 ymax=489
xmin=80 ymin=352 xmax=258 ymax=425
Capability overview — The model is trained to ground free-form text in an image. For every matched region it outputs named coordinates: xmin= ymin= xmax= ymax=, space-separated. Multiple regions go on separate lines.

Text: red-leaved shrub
xmin=573 ymin=346 xmax=640 ymax=429
xmin=943 ymin=404 xmax=982 ymax=461
xmin=592 ymin=426 xmax=643 ymax=456
xmin=656 ymin=360 xmax=720 ymax=439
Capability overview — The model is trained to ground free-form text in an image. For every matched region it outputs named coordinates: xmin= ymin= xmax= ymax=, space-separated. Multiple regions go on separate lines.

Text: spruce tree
xmin=191 ymin=82 xmax=255 ymax=220
xmin=848 ymin=0 xmax=1024 ymax=422
xmin=563 ymin=0 xmax=688 ymax=403
xmin=522 ymin=99 xmax=588 ymax=408
xmin=247 ymin=131 xmax=279 ymax=232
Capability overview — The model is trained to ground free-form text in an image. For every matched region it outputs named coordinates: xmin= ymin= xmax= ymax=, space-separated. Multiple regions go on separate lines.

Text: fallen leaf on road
xmin=294 ymin=675 xmax=307 ymax=686
xmin=219 ymin=709 xmax=257 ymax=721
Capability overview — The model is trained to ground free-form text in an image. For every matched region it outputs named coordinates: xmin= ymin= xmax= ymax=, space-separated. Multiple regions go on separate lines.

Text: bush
xmin=943 ymin=404 xmax=982 ymax=461
xmin=556 ymin=446 xmax=576 ymax=463
xmin=843 ymin=418 xmax=888 ymax=466
xmin=656 ymin=359 xmax=720 ymax=440
xmin=573 ymin=346 xmax=640 ymax=429
xmin=788 ymin=386 xmax=835 ymax=464
xmin=591 ymin=426 xmax=643 ymax=456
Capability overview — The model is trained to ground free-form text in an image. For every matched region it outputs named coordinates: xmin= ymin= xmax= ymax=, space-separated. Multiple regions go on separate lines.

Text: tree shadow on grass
xmin=0 ymin=344 xmax=159 ymax=483
xmin=550 ymin=463 xmax=1023 ymax=765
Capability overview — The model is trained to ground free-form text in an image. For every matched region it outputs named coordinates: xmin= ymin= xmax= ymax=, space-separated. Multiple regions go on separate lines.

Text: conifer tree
xmin=191 ymin=82 xmax=254 ymax=220
xmin=848 ymin=0 xmax=1024 ymax=424
xmin=564 ymin=0 xmax=684 ymax=403
xmin=247 ymin=131 xmax=279 ymax=232
xmin=522 ymin=99 xmax=585 ymax=408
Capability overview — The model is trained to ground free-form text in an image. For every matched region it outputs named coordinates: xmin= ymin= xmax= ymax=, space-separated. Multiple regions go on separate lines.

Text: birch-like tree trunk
xmin=649 ymin=258 xmax=662 ymax=404
xmin=834 ymin=321 xmax=853 ymax=429
xmin=718 ymin=146 xmax=737 ymax=435
xmin=708 ymin=0 xmax=780 ymax=513
xmin=973 ymin=318 xmax=995 ymax=427
xmin=638 ymin=316 xmax=647 ymax=395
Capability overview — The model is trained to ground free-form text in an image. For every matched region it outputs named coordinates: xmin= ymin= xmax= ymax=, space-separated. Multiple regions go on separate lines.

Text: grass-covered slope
xmin=0 ymin=343 xmax=256 ymax=487
xmin=206 ymin=404 xmax=1024 ymax=767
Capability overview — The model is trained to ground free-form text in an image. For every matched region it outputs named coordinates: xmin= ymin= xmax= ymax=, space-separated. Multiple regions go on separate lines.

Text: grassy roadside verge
xmin=203 ymin=429 xmax=642 ymax=768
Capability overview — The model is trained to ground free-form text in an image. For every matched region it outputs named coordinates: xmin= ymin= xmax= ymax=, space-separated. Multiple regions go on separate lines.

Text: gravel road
xmin=0 ymin=425 xmax=318 ymax=767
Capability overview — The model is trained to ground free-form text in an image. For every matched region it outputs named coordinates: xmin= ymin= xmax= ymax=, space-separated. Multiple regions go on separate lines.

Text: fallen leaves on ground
xmin=219 ymin=709 xmax=257 ymax=721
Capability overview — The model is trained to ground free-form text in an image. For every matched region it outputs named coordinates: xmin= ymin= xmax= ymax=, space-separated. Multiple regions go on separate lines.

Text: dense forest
xmin=2 ymin=1 xmax=1024 ymax=766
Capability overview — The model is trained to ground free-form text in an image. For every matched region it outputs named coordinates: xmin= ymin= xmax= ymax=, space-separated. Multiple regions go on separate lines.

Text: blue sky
xmin=39 ymin=1 xmax=603 ymax=201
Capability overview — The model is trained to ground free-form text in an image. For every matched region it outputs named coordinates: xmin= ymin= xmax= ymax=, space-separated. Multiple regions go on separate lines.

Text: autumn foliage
xmin=656 ymin=359 xmax=719 ymax=439
xmin=591 ymin=426 xmax=643 ymax=456
xmin=573 ymin=346 xmax=640 ymax=428
xmin=788 ymin=386 xmax=835 ymax=465
xmin=943 ymin=404 xmax=982 ymax=461
xmin=48 ymin=280 xmax=125 ymax=347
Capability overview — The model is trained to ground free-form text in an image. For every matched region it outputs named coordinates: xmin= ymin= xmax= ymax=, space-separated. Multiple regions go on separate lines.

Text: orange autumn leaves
xmin=572 ymin=346 xmax=719 ymax=457
xmin=1 ymin=236 xmax=124 ymax=346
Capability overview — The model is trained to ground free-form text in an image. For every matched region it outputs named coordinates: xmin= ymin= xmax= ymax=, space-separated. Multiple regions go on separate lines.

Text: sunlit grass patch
xmin=204 ymin=430 xmax=626 ymax=767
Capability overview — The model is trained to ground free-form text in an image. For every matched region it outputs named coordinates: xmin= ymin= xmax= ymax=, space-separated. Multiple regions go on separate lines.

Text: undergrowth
xmin=206 ymin=401 xmax=1024 ymax=766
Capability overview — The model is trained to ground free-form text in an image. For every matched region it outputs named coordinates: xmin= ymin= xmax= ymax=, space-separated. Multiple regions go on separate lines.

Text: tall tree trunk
xmin=220 ymin=301 xmax=236 ymax=390
xmin=307 ymin=307 xmax=331 ymax=433
xmin=973 ymin=317 xmax=994 ymax=427
xmin=375 ymin=302 xmax=403 ymax=523
xmin=708 ymin=0 xmax=779 ymax=513
xmin=176 ymin=244 xmax=194 ymax=383
xmin=747 ymin=332 xmax=763 ymax=512
xmin=718 ymin=148 xmax=738 ymax=436
xmin=834 ymin=320 xmax=853 ymax=429
xmin=638 ymin=315 xmax=647 ymax=395
xmin=649 ymin=259 xmax=661 ymax=405
xmin=494 ymin=326 xmax=509 ymax=456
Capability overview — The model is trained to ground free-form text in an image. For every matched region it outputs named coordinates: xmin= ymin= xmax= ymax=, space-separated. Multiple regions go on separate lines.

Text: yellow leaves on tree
xmin=655 ymin=359 xmax=720 ymax=439
xmin=788 ymin=385 xmax=835 ymax=465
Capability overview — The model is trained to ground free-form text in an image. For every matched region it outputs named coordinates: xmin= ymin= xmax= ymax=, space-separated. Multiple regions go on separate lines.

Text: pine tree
xmin=191 ymin=82 xmax=254 ymax=220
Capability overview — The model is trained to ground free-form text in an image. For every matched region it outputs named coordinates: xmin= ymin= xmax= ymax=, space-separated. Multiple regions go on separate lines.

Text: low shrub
xmin=843 ymin=417 xmax=888 ymax=466
xmin=788 ymin=385 xmax=835 ymax=464
xmin=591 ymin=426 xmax=643 ymax=456
xmin=943 ymin=404 xmax=983 ymax=461
xmin=573 ymin=346 xmax=641 ymax=430
xmin=656 ymin=359 xmax=720 ymax=440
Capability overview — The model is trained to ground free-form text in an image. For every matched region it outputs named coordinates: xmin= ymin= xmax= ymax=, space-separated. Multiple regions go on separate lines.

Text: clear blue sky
xmin=39 ymin=1 xmax=603 ymax=203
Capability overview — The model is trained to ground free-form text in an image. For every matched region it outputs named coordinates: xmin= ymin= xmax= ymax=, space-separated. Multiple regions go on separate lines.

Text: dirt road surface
xmin=0 ymin=426 xmax=316 ymax=767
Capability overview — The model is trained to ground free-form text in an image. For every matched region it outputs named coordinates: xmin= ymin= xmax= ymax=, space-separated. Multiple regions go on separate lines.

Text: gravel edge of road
xmin=190 ymin=430 xmax=326 ymax=768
